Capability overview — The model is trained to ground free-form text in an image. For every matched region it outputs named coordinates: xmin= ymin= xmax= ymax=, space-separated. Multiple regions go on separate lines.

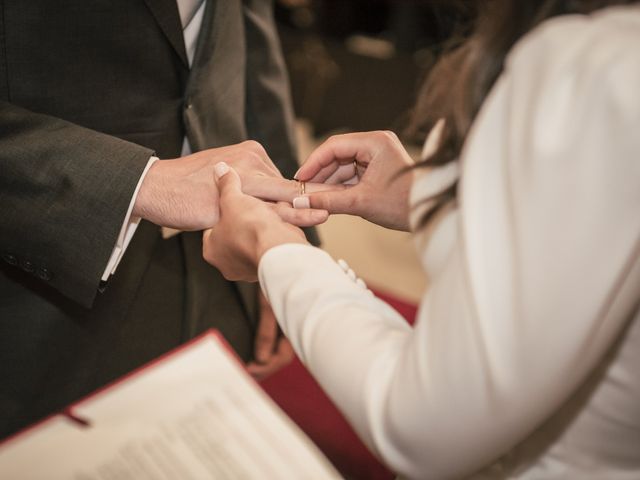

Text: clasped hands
xmin=132 ymin=132 xmax=414 ymax=377
xmin=132 ymin=140 xmax=332 ymax=379
xmin=202 ymin=131 xmax=414 ymax=284
xmin=132 ymin=140 xmax=331 ymax=232
xmin=133 ymin=132 xmax=414 ymax=238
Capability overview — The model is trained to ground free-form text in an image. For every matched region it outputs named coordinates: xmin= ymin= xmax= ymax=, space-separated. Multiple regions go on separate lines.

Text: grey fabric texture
xmin=0 ymin=0 xmax=306 ymax=437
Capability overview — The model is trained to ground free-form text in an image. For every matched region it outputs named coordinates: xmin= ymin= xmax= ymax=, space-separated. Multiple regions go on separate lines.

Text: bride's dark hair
xmin=407 ymin=0 xmax=638 ymax=227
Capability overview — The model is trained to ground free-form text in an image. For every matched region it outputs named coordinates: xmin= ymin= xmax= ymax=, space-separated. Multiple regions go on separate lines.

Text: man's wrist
xmin=131 ymin=157 xmax=161 ymax=220
xmin=100 ymin=156 xmax=159 ymax=281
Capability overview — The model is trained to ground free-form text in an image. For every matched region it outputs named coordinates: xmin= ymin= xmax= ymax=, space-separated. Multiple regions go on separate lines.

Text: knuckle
xmin=247 ymin=150 xmax=261 ymax=163
xmin=278 ymin=208 xmax=292 ymax=222
xmin=383 ymin=130 xmax=399 ymax=142
xmin=290 ymin=212 xmax=304 ymax=225
xmin=242 ymin=140 xmax=266 ymax=156
xmin=346 ymin=191 xmax=361 ymax=211
xmin=324 ymin=135 xmax=341 ymax=148
xmin=375 ymin=130 xmax=398 ymax=144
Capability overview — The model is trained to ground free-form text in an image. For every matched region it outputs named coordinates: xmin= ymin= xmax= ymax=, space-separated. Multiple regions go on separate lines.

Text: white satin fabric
xmin=259 ymin=6 xmax=640 ymax=479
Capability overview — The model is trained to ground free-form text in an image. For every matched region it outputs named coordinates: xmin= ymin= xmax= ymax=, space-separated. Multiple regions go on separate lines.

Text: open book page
xmin=0 ymin=331 xmax=342 ymax=479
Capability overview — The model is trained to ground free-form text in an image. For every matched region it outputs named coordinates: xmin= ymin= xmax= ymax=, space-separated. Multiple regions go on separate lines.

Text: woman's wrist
xmin=254 ymin=228 xmax=309 ymax=267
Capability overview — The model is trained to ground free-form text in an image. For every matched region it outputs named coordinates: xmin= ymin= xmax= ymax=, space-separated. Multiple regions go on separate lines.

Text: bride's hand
xmin=202 ymin=163 xmax=313 ymax=282
xmin=294 ymin=131 xmax=414 ymax=231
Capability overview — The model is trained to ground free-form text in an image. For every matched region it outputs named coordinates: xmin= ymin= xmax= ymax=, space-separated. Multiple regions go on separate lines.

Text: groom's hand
xmin=133 ymin=141 xmax=302 ymax=230
xmin=247 ymin=292 xmax=294 ymax=380
xmin=134 ymin=140 xmax=339 ymax=230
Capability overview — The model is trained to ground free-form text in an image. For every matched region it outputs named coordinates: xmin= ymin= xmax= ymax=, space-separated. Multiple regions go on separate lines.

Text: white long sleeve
xmin=259 ymin=6 xmax=640 ymax=479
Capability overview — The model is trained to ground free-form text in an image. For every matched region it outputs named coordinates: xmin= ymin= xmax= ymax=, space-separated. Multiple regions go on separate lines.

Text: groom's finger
xmin=243 ymin=176 xmax=345 ymax=204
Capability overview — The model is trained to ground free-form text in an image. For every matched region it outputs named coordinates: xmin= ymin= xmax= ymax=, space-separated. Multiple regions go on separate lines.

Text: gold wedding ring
xmin=297 ymin=179 xmax=306 ymax=196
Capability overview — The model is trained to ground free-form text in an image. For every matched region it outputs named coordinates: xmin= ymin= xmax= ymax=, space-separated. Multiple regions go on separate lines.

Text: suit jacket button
xmin=21 ymin=260 xmax=35 ymax=273
xmin=2 ymin=254 xmax=18 ymax=266
xmin=36 ymin=268 xmax=53 ymax=281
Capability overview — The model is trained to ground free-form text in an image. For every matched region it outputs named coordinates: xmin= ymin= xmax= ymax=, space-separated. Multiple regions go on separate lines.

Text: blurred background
xmin=260 ymin=2 xmax=474 ymax=479
xmin=275 ymin=0 xmax=473 ymax=302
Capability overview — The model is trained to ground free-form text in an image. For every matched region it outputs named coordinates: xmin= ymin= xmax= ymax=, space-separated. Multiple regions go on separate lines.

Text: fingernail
xmin=293 ymin=196 xmax=310 ymax=209
xmin=293 ymin=167 xmax=302 ymax=180
xmin=214 ymin=162 xmax=229 ymax=179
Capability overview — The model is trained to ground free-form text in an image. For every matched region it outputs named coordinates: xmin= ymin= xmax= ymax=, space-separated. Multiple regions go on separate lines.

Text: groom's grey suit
xmin=0 ymin=0 xmax=307 ymax=437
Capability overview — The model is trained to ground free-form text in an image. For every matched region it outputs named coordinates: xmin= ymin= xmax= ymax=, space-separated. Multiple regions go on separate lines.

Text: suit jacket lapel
xmin=143 ymin=0 xmax=188 ymax=67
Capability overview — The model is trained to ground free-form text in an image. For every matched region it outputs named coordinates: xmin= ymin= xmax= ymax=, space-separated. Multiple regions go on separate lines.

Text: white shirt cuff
xmin=100 ymin=156 xmax=159 ymax=281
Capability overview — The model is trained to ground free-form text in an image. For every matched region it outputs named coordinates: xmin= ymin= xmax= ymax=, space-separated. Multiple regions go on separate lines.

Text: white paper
xmin=0 ymin=332 xmax=341 ymax=479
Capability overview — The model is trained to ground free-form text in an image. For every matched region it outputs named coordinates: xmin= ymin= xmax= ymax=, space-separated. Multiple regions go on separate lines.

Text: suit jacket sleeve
xmin=242 ymin=0 xmax=319 ymax=245
xmin=0 ymin=101 xmax=154 ymax=307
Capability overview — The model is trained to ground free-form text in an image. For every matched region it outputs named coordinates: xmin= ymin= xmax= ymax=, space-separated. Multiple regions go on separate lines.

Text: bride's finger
xmin=242 ymin=177 xmax=300 ymax=202
xmin=324 ymin=162 xmax=361 ymax=185
xmin=296 ymin=133 xmax=377 ymax=181
xmin=304 ymin=182 xmax=348 ymax=195
xmin=270 ymin=202 xmax=329 ymax=227
xmin=304 ymin=162 xmax=340 ymax=183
